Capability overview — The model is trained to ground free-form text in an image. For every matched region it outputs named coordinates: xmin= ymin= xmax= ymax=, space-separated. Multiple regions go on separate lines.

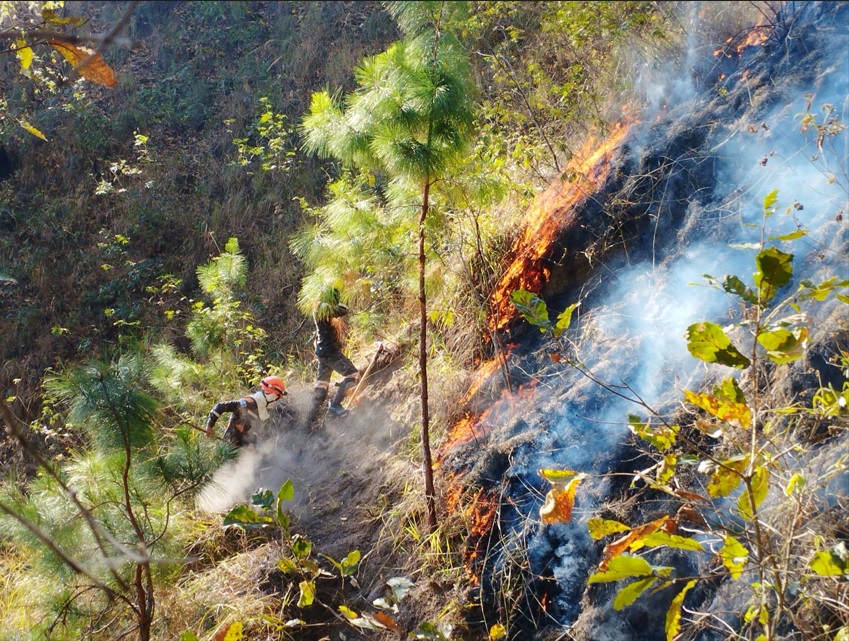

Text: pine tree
xmin=301 ymin=1 xmax=476 ymax=530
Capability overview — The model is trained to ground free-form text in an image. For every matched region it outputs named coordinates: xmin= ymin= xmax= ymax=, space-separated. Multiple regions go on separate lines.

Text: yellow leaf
xmin=738 ymin=465 xmax=770 ymax=520
xmin=587 ymin=517 xmax=631 ymax=540
xmin=707 ymin=456 xmax=747 ymax=498
xmin=540 ymin=475 xmax=584 ymax=524
xmin=18 ymin=119 xmax=48 ymax=141
xmin=665 ymin=579 xmax=697 ymax=641
xmin=600 ymin=516 xmax=669 ymax=569
xmin=16 ymin=39 xmax=33 ymax=70
xmin=49 ymin=39 xmax=117 ymax=87
xmin=489 ymin=623 xmax=508 ymax=640
xmin=214 ymin=622 xmax=243 ymax=641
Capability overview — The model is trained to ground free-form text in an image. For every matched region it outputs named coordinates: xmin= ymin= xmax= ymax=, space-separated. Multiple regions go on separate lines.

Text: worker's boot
xmin=306 ymin=387 xmax=328 ymax=428
xmin=327 ymin=376 xmax=355 ymax=418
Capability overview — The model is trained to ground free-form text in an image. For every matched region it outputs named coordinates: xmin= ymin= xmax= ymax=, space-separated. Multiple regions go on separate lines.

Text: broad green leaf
xmin=721 ymin=275 xmax=758 ymax=305
xmin=278 ymin=479 xmax=295 ymax=502
xmin=252 ymin=488 xmax=275 ymax=510
xmin=613 ymin=576 xmax=658 ymax=610
xmin=222 ymin=505 xmax=274 ymax=529
xmin=799 ymin=277 xmax=849 ymax=302
xmin=16 ymin=39 xmax=33 ymax=70
xmin=180 ymin=633 xmax=200 ymax=641
xmin=341 ymin=549 xmax=361 ymax=576
xmin=292 ymin=536 xmax=312 ymax=560
xmin=512 ymin=290 xmax=551 ymax=333
xmin=809 ymin=551 xmax=844 ymax=576
xmin=738 ymin=465 xmax=770 ymax=520
xmin=785 ymin=472 xmax=805 ymax=496
xmin=413 ymin=621 xmax=447 ymax=639
xmin=809 ymin=543 xmax=847 ymax=577
xmin=834 ymin=627 xmax=849 ymax=641
xmin=707 ymin=456 xmax=747 ymax=498
xmin=489 ymin=623 xmax=507 ymax=640
xmin=588 ymin=555 xmax=654 ymax=583
xmin=587 ymin=517 xmax=631 ymax=540
xmin=686 ymin=322 xmax=751 ymax=369
xmin=298 ymin=580 xmax=315 ymax=607
xmin=553 ymin=303 xmax=580 ymax=338
xmin=685 ymin=390 xmax=751 ymax=428
xmin=757 ymin=326 xmax=808 ymax=364
xmin=754 ymin=247 xmax=793 ymax=304
xmin=715 ymin=376 xmax=747 ymax=403
xmin=665 ymin=580 xmax=697 ymax=641
xmin=721 ymin=535 xmax=749 ymax=579
xmin=18 ymin=119 xmax=48 ymax=141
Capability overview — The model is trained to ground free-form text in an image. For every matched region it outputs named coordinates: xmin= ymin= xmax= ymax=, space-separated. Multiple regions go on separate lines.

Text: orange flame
xmin=441 ymin=476 xmax=499 ymax=585
xmin=489 ymin=121 xmax=631 ymax=331
xmin=714 ymin=25 xmax=770 ymax=58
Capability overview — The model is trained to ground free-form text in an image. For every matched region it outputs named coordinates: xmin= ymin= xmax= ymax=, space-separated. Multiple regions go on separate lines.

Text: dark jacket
xmin=314 ymin=305 xmax=348 ymax=357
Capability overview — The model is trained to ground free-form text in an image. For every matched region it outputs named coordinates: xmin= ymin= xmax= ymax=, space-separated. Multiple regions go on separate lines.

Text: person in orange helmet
xmin=204 ymin=375 xmax=288 ymax=447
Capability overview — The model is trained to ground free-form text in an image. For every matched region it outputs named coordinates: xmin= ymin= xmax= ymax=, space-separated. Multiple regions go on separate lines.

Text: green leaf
xmin=785 ymin=472 xmax=805 ymax=496
xmin=757 ymin=326 xmax=808 ymax=364
xmin=721 ymin=535 xmax=749 ymax=579
xmin=341 ymin=549 xmax=361 ymax=576
xmin=292 ymin=536 xmax=312 ymax=560
xmin=754 ymin=247 xmax=793 ymax=304
xmin=628 ymin=414 xmax=678 ymax=452
xmin=298 ymin=580 xmax=315 ymax=607
xmin=278 ymin=479 xmax=295 ymax=502
xmin=762 ymin=189 xmax=779 ymax=215
xmin=686 ymin=322 xmax=751 ymax=369
xmin=252 ymin=488 xmax=275 ymax=511
xmin=512 ymin=289 xmax=551 ymax=333
xmin=587 ymin=517 xmax=631 ymax=540
xmin=613 ymin=576 xmax=658 ymax=610
xmin=665 ymin=580 xmax=697 ymax=641
xmin=222 ymin=505 xmax=274 ymax=529
xmin=552 ymin=303 xmax=580 ymax=338
xmin=809 ymin=542 xmax=847 ymax=577
xmin=768 ymin=229 xmax=808 ymax=241
xmin=721 ymin=275 xmax=758 ymax=305
xmin=278 ymin=558 xmax=298 ymax=574
xmin=588 ymin=555 xmax=654 ymax=583
xmin=738 ymin=465 xmax=770 ymax=521
xmin=180 ymin=633 xmax=200 ymax=641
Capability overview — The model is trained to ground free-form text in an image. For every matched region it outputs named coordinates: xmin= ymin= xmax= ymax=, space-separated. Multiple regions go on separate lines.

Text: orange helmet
xmin=260 ymin=376 xmax=286 ymax=398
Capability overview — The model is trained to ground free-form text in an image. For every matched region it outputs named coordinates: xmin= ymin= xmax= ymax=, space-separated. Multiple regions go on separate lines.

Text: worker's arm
xmin=204 ymin=400 xmax=240 ymax=436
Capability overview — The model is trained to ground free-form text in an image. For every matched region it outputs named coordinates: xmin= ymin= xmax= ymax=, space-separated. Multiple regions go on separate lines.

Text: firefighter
xmin=306 ymin=288 xmax=359 ymax=425
xmin=204 ymin=375 xmax=288 ymax=447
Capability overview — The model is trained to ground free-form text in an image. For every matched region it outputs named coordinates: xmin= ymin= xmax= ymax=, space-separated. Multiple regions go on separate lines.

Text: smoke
xmin=477 ymin=1 xmax=849 ymax=633
xmin=196 ymin=384 xmax=405 ymax=520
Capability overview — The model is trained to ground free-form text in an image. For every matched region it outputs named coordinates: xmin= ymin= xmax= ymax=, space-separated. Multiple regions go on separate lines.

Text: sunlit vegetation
xmin=3 ymin=1 xmax=845 ymax=640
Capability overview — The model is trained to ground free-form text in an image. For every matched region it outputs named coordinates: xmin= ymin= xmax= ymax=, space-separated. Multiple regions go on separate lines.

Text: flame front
xmin=489 ymin=121 xmax=631 ymax=331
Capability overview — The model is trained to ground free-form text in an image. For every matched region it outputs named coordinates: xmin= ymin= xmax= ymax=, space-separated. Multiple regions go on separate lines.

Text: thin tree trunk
xmin=419 ymin=178 xmax=437 ymax=532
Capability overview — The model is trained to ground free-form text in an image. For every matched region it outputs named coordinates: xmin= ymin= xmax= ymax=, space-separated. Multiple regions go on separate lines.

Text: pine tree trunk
xmin=419 ymin=179 xmax=437 ymax=532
